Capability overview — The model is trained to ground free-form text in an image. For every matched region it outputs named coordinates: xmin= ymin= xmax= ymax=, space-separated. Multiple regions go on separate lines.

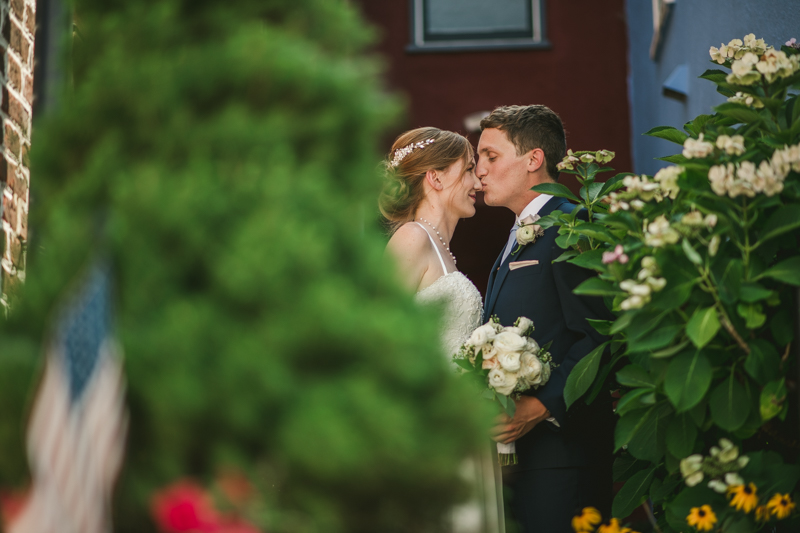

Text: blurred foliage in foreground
xmin=0 ymin=1 xmax=489 ymax=531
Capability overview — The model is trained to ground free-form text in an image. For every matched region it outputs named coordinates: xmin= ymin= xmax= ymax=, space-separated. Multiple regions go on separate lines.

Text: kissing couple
xmin=382 ymin=105 xmax=615 ymax=533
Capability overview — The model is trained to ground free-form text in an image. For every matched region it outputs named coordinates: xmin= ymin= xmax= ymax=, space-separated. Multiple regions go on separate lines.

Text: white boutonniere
xmin=512 ymin=214 xmax=545 ymax=255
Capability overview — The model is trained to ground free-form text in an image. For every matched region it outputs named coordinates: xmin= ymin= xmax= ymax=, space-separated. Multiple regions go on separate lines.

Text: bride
xmin=380 ymin=127 xmax=504 ymax=533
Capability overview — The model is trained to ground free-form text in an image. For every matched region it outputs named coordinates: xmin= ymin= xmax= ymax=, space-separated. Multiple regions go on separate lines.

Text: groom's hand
xmin=490 ymin=396 xmax=551 ymax=444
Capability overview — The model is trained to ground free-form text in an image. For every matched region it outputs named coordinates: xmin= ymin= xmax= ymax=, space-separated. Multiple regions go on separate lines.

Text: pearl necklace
xmin=418 ymin=218 xmax=457 ymax=265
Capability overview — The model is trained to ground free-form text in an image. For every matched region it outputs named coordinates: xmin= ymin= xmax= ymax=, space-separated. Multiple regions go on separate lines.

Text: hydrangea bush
xmin=537 ymin=36 xmax=800 ymax=532
xmin=0 ymin=1 xmax=488 ymax=532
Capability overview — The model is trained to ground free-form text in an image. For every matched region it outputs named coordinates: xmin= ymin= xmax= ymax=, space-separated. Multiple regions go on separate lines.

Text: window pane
xmin=426 ymin=0 xmax=530 ymax=35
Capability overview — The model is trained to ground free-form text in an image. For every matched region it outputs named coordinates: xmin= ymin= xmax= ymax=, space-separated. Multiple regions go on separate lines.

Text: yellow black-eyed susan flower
xmin=767 ymin=493 xmax=796 ymax=520
xmin=597 ymin=518 xmax=632 ymax=533
xmin=687 ymin=505 xmax=717 ymax=531
xmin=727 ymin=483 xmax=759 ymax=513
xmin=755 ymin=504 xmax=770 ymax=522
xmin=571 ymin=507 xmax=602 ymax=532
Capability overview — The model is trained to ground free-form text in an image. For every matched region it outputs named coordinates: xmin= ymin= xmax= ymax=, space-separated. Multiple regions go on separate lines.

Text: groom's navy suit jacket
xmin=484 ymin=196 xmax=614 ymax=472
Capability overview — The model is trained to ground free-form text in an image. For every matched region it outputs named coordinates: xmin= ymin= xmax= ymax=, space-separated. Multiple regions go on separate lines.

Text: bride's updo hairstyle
xmin=379 ymin=127 xmax=474 ymax=233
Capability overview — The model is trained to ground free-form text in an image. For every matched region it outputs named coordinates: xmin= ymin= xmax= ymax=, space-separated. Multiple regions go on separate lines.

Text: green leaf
xmin=599 ymin=173 xmax=633 ymax=197
xmin=699 ymin=69 xmax=729 ymax=84
xmin=612 ymin=467 xmax=656 ymax=519
xmin=573 ymin=223 xmax=615 ymax=243
xmin=574 ymin=277 xmax=622 ymax=297
xmin=686 ymin=306 xmax=720 ymax=348
xmin=567 ymin=249 xmax=604 ymax=271
xmin=651 ymin=338 xmax=691 ymax=359
xmin=658 ymin=153 xmax=689 ymax=164
xmin=610 ymin=311 xmax=635 ymax=334
xmin=650 ymin=475 xmax=682 ymax=503
xmin=586 ymin=319 xmax=613 ymax=336
xmin=563 ymin=342 xmax=608 ymax=409
xmin=627 ymin=403 xmax=672 ymax=462
xmin=717 ymin=259 xmax=743 ymax=304
xmin=553 ymin=249 xmax=579 ymax=263
xmin=760 ymin=256 xmax=800 ymax=285
xmin=736 ymin=302 xmax=766 ymax=329
xmin=616 ymin=364 xmax=653 ymax=388
xmin=709 ymin=375 xmax=750 ymax=431
xmin=664 ymin=351 xmax=713 ymax=412
xmin=616 ymin=388 xmax=653 ymax=416
xmin=586 ymin=181 xmax=605 ymax=203
xmin=714 ymin=102 xmax=764 ymax=124
xmin=666 ymin=413 xmax=698 ymax=459
xmin=744 ymin=340 xmax=781 ymax=386
xmin=760 ymin=205 xmax=800 ymax=243
xmin=613 ymin=454 xmax=648 ymax=482
xmin=531 ymin=182 xmax=581 ymax=203
xmin=681 ymin=239 xmax=703 ymax=265
xmin=760 ymin=378 xmax=787 ymax=422
xmin=454 ymin=358 xmax=473 ymax=371
xmin=644 ymin=126 xmax=689 ymax=145
xmin=739 ymin=282 xmax=774 ymax=302
xmin=627 ymin=324 xmax=682 ymax=353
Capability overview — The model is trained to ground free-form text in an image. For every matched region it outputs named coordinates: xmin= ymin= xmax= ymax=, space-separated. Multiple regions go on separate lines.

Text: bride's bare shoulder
xmin=387 ymin=221 xmax=429 ymax=253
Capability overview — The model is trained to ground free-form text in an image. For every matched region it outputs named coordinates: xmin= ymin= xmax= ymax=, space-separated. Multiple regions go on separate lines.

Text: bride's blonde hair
xmin=379 ymin=127 xmax=474 ymax=233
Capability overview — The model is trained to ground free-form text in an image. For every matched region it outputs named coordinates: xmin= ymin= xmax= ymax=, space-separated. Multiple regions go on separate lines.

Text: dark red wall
xmin=356 ymin=0 xmax=632 ymax=296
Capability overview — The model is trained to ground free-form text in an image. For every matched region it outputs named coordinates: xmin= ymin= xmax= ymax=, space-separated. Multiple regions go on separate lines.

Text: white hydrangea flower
xmin=681 ymin=211 xmax=705 ymax=227
xmin=709 ymin=235 xmax=721 ymax=257
xmin=680 ymin=455 xmax=704 ymax=487
xmin=623 ymin=174 xmax=661 ymax=202
xmin=755 ymin=49 xmax=798 ymax=82
xmin=644 ymin=216 xmax=680 ymax=248
xmin=715 ymin=135 xmax=746 ymax=155
xmin=682 ymin=133 xmax=715 ymax=159
xmin=653 ymin=165 xmax=682 ymax=200
xmin=709 ymin=45 xmax=726 ymax=64
xmin=728 ymin=91 xmax=764 ymax=108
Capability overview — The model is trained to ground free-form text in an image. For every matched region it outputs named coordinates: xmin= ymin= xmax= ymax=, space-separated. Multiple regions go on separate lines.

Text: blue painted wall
xmin=626 ymin=0 xmax=800 ymax=175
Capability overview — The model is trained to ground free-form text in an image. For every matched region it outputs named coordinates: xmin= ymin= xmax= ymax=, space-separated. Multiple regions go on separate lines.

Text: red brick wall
xmin=0 ymin=0 xmax=34 ymax=309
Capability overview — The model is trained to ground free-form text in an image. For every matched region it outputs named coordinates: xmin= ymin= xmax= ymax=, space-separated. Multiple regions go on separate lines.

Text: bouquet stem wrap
xmin=496 ymin=442 xmax=517 ymax=466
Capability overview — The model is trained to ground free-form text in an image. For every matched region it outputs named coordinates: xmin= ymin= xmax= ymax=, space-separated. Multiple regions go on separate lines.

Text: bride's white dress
xmin=412 ymin=223 xmax=505 ymax=533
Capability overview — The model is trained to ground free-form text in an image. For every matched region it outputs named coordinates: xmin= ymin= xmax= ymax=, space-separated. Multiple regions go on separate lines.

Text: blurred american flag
xmin=10 ymin=262 xmax=127 ymax=533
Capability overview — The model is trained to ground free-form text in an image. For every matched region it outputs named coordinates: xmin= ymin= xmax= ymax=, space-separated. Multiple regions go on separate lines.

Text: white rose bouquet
xmin=453 ymin=316 xmax=553 ymax=465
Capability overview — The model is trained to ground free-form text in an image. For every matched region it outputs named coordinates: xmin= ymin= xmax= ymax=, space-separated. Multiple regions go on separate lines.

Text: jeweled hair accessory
xmin=389 ymin=138 xmax=435 ymax=168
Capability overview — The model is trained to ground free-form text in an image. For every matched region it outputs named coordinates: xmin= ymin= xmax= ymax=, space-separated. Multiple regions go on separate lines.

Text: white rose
xmin=469 ymin=324 xmax=496 ymax=346
xmin=540 ymin=361 xmax=551 ymax=384
xmin=519 ymin=352 xmax=543 ymax=386
xmin=524 ymin=337 xmax=540 ymax=354
xmin=488 ymin=368 xmax=518 ymax=396
xmin=516 ymin=224 xmax=537 ymax=245
xmin=480 ymin=343 xmax=497 ymax=360
xmin=516 ymin=316 xmax=534 ymax=334
xmin=494 ymin=331 xmax=527 ymax=354
xmin=497 ymin=350 xmax=522 ymax=372
xmin=503 ymin=326 xmax=524 ymax=336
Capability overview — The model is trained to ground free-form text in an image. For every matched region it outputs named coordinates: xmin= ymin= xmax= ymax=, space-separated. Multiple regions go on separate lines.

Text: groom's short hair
xmin=480 ymin=105 xmax=566 ymax=181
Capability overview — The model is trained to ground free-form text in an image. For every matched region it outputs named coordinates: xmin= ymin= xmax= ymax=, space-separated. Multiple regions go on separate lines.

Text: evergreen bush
xmin=0 ymin=1 xmax=488 ymax=531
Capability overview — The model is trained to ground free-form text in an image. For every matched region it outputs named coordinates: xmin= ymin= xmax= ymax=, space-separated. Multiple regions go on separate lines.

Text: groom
xmin=477 ymin=105 xmax=614 ymax=532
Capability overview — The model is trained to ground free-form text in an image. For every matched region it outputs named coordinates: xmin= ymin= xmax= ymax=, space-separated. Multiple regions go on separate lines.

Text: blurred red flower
xmin=151 ymin=480 xmax=262 ymax=533
xmin=151 ymin=480 xmax=223 ymax=532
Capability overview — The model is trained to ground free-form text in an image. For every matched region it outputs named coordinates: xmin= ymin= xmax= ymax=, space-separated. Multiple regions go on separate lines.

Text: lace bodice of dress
xmin=416 ymin=271 xmax=483 ymax=357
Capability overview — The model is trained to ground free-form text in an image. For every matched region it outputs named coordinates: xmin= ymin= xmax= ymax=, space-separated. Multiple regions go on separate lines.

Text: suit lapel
xmin=484 ymin=196 xmax=574 ymax=319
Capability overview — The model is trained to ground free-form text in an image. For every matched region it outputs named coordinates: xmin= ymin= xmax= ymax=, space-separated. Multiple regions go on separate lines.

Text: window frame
xmin=406 ymin=0 xmax=550 ymax=53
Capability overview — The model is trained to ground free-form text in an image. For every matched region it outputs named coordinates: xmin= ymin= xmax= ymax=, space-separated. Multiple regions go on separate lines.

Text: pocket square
xmin=509 ymin=259 xmax=539 ymax=270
